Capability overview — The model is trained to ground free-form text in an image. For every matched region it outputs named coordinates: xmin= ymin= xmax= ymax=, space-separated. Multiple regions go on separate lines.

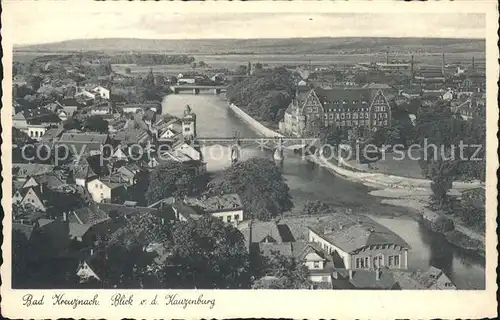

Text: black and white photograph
xmin=1 ymin=1 xmax=498 ymax=318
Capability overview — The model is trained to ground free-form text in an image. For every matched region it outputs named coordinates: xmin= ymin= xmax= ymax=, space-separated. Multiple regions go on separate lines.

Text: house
xmin=414 ymin=66 xmax=445 ymax=83
xmin=13 ymin=112 xmax=28 ymax=130
xmin=20 ymin=173 xmax=65 ymax=192
xmin=178 ymin=78 xmax=196 ymax=85
xmin=172 ymin=140 xmax=202 ymax=161
xmin=452 ymin=98 xmax=485 ymax=121
xmin=41 ymin=128 xmax=65 ymax=144
xmin=159 ymin=150 xmax=206 ymax=175
xmin=90 ymin=105 xmax=112 ymax=116
xmin=86 ymin=176 xmax=127 ymax=203
xmin=237 ymin=220 xmax=295 ymax=256
xmin=307 ymin=215 xmax=410 ymax=270
xmin=12 ymin=164 xmax=55 ymax=181
xmin=65 ymin=204 xmax=110 ymax=242
xmin=93 ymin=86 xmax=111 ymax=100
xmin=57 ymin=106 xmax=78 ymax=121
xmin=13 ymin=187 xmax=47 ymax=212
xmin=55 ymin=132 xmax=110 ymax=155
xmin=183 ymin=193 xmax=244 ymax=223
xmin=75 ymin=89 xmax=96 ymax=100
xmin=295 ymin=242 xmax=335 ymax=286
xmin=392 ymin=266 xmax=457 ymax=290
xmin=118 ymin=103 xmax=159 ymax=114
xmin=280 ymin=83 xmax=391 ymax=137
xmin=76 ymin=249 xmax=106 ymax=283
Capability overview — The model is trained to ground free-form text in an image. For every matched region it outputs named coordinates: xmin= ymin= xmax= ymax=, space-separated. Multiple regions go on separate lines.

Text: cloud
xmin=4 ymin=2 xmax=485 ymax=45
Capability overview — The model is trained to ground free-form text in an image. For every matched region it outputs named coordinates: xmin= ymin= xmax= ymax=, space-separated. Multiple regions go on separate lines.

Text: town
xmin=11 ymin=39 xmax=486 ymax=290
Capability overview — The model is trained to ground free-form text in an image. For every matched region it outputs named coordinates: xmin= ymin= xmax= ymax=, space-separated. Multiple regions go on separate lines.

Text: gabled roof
xmin=13 ymin=222 xmax=37 ymax=240
xmin=13 ymin=164 xmax=55 ymax=178
xmin=70 ymin=204 xmax=110 ymax=225
xmin=41 ymin=128 xmax=65 ymax=141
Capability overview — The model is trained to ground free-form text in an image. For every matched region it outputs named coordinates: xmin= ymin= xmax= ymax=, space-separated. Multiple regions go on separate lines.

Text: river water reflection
xmin=162 ymin=94 xmax=485 ymax=289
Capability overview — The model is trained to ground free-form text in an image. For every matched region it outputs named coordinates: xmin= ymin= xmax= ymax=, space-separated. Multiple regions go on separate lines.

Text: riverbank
xmin=229 ymin=102 xmax=485 ymax=254
xmin=313 ymin=154 xmax=485 ymax=254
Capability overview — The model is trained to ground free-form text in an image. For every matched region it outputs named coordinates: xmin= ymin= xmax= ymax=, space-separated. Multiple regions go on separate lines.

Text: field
xmin=108 ymin=51 xmax=485 ymax=76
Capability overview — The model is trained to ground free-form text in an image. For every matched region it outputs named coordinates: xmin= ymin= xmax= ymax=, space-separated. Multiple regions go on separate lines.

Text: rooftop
xmin=183 ymin=193 xmax=243 ymax=213
xmin=308 ymin=214 xmax=410 ymax=253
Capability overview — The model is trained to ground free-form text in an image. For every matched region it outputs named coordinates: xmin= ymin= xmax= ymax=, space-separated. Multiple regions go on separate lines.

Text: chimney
xmin=375 ymin=268 xmax=381 ymax=281
xmin=161 ymin=218 xmax=165 ymax=225
xmin=472 ymin=57 xmax=475 ymax=70
xmin=63 ymin=211 xmax=67 ymax=222
xmin=348 ymin=269 xmax=354 ymax=280
xmin=90 ymin=247 xmax=94 ymax=256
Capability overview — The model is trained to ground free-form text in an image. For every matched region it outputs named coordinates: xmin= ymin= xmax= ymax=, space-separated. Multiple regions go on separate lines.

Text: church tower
xmin=182 ymin=105 xmax=197 ymax=140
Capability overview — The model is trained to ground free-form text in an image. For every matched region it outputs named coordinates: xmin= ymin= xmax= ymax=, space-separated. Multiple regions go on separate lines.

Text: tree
xmin=208 ymin=158 xmax=293 ymax=220
xmin=27 ymin=75 xmax=43 ymax=91
xmin=252 ymin=251 xmax=311 ymax=289
xmin=146 ymin=162 xmax=197 ymax=204
xmin=159 ymin=216 xmax=250 ymax=289
xmin=125 ymin=67 xmax=132 ymax=74
xmin=302 ymin=200 xmax=334 ymax=215
xmin=192 ymin=62 xmax=197 ymax=69
xmin=63 ymin=117 xmax=82 ymax=131
xmin=83 ymin=115 xmax=109 ymax=133
xmin=198 ymin=61 xmax=206 ymax=68
xmin=12 ymin=127 xmax=34 ymax=146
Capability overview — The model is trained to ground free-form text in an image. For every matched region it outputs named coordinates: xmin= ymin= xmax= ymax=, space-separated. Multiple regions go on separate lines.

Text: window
xmin=373 ymin=120 xmax=377 ymax=126
xmin=234 ymin=214 xmax=239 ymax=221
xmin=100 ymin=193 xmax=104 ymax=199
xmin=355 ymin=257 xmax=369 ymax=269
xmin=335 ymin=113 xmax=340 ymax=119
xmin=353 ymin=120 xmax=358 ymax=126
xmin=373 ymin=255 xmax=383 ymax=267
xmin=365 ymin=112 xmax=369 ymax=119
xmin=384 ymin=113 xmax=388 ymax=118
xmin=341 ymin=121 xmax=345 ymax=126
xmin=384 ymin=120 xmax=388 ymax=125
xmin=359 ymin=113 xmax=364 ymax=119
xmin=313 ymin=261 xmax=320 ymax=269
xmin=184 ymin=127 xmax=190 ymax=132
xmin=324 ymin=114 xmax=328 ymax=119
xmin=341 ymin=113 xmax=345 ymax=119
xmin=227 ymin=216 xmax=232 ymax=222
xmin=329 ymin=113 xmax=334 ymax=119
xmin=353 ymin=113 xmax=358 ymax=119
xmin=346 ymin=113 xmax=351 ymax=119
xmin=346 ymin=120 xmax=351 ymax=126
xmin=322 ymin=276 xmax=329 ymax=282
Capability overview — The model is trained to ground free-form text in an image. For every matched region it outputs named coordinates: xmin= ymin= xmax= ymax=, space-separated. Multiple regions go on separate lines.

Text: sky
xmin=4 ymin=1 xmax=487 ymax=45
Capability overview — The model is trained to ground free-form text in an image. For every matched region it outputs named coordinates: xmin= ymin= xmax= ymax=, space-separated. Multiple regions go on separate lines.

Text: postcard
xmin=1 ymin=0 xmax=498 ymax=318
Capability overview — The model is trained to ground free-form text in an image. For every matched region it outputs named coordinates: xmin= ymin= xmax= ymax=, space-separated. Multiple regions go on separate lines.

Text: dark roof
xmin=13 ymin=222 xmax=37 ymax=240
xmin=345 ymin=268 xmax=398 ymax=289
xmin=259 ymin=242 xmax=293 ymax=257
xmin=276 ymin=224 xmax=295 ymax=242
xmin=32 ymin=173 xmax=65 ymax=190
xmin=70 ymin=204 xmax=110 ymax=225
xmin=98 ymin=203 xmax=158 ymax=217
xmin=13 ymin=164 xmax=55 ymax=178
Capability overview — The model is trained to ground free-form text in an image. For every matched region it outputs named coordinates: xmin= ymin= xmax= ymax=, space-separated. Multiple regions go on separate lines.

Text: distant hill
xmin=15 ymin=37 xmax=485 ymax=55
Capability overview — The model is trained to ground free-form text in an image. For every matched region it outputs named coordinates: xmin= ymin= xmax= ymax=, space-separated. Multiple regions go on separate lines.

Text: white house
xmin=75 ymin=89 xmax=96 ymax=100
xmin=183 ymin=194 xmax=244 ymax=223
xmin=93 ymin=86 xmax=111 ymax=100
xmin=307 ymin=216 xmax=410 ymax=271
xmin=86 ymin=178 xmax=125 ymax=203
xmin=172 ymin=141 xmax=201 ymax=161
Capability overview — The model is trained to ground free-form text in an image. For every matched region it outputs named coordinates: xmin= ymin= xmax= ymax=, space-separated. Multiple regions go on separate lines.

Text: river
xmin=162 ymin=94 xmax=485 ymax=289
